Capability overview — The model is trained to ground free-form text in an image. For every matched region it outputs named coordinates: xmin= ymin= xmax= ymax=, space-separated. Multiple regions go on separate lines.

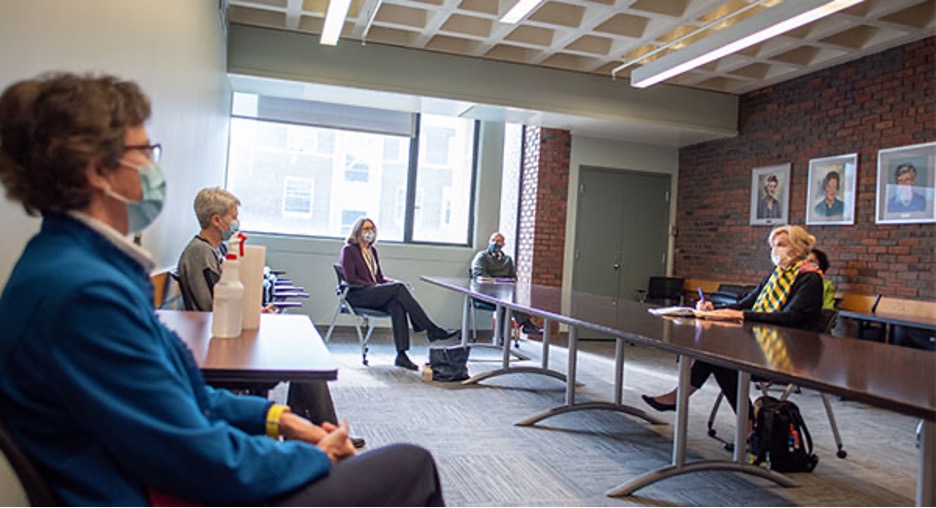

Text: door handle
xmin=612 ymin=262 xmax=620 ymax=270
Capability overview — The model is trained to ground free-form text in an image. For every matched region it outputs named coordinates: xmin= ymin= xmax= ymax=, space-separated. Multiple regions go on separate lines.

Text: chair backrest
xmin=818 ymin=308 xmax=838 ymax=334
xmin=333 ymin=263 xmax=347 ymax=286
xmin=647 ymin=276 xmax=684 ymax=300
xmin=0 ymin=420 xmax=57 ymax=506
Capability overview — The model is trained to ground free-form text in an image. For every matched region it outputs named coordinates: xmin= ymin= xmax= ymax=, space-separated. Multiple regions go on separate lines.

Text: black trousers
xmin=287 ymin=381 xmax=338 ymax=425
xmin=690 ymin=360 xmax=751 ymax=415
xmin=347 ymin=283 xmax=438 ymax=353
xmin=270 ymin=444 xmax=444 ymax=506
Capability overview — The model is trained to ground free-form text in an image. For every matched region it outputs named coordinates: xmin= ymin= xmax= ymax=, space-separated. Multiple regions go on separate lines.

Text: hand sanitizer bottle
xmin=212 ymin=252 xmax=244 ymax=338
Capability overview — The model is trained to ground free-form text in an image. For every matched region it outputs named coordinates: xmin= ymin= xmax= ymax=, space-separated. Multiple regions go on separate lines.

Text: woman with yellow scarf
xmin=642 ymin=225 xmax=823 ymax=414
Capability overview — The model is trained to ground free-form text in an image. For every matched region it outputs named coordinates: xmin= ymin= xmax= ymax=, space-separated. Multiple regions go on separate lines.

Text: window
xmin=341 ymin=210 xmax=366 ymax=234
xmin=344 ymin=155 xmax=369 ymax=182
xmin=282 ymin=178 xmax=314 ymax=217
xmin=411 ymin=114 xmax=475 ymax=243
xmin=226 ymin=93 xmax=476 ymax=244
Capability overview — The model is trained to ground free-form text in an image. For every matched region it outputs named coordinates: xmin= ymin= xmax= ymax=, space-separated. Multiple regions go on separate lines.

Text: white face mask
xmin=362 ymin=231 xmax=376 ymax=244
xmin=771 ymin=246 xmax=792 ymax=267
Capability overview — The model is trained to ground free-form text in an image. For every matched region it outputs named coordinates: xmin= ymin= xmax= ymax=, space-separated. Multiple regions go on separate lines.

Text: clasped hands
xmin=279 ymin=412 xmax=357 ymax=464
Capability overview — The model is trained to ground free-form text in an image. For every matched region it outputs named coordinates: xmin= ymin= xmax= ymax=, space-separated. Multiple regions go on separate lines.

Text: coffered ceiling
xmin=227 ymin=0 xmax=935 ymax=95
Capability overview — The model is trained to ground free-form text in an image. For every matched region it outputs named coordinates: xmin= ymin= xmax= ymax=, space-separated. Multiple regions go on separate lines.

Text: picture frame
xmin=876 ymin=141 xmax=936 ymax=224
xmin=805 ymin=153 xmax=857 ymax=225
xmin=750 ymin=163 xmax=790 ymax=226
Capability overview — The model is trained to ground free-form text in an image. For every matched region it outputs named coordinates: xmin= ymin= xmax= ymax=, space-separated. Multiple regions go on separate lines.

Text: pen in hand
xmin=697 ymin=287 xmax=705 ymax=303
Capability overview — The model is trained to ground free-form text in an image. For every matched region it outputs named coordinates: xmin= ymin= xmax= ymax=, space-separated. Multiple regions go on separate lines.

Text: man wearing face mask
xmin=0 ymin=73 xmax=444 ymax=506
xmin=642 ymin=225 xmax=823 ymax=416
xmin=177 ymin=186 xmax=240 ymax=311
xmin=470 ymin=232 xmax=543 ymax=336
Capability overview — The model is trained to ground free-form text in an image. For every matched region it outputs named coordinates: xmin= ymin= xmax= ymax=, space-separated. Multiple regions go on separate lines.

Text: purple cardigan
xmin=340 ymin=242 xmax=387 ymax=287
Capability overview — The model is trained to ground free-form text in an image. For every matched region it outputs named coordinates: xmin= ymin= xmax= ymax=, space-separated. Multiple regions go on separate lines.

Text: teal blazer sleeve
xmin=44 ymin=278 xmax=331 ymax=504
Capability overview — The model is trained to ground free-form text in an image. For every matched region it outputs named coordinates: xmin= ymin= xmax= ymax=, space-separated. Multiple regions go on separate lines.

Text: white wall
xmin=0 ymin=0 xmax=231 ymax=287
xmin=562 ymin=137 xmax=680 ymax=310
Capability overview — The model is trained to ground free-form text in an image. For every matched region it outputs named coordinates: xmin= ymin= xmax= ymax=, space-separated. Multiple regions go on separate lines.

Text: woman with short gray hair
xmin=177 ymin=186 xmax=241 ymax=310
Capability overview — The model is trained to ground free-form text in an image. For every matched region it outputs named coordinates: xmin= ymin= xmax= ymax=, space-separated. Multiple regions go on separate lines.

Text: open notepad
xmin=647 ymin=306 xmax=741 ymax=321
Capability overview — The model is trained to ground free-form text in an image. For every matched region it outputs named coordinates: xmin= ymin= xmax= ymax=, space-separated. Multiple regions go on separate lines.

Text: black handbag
xmin=428 ymin=346 xmax=470 ymax=382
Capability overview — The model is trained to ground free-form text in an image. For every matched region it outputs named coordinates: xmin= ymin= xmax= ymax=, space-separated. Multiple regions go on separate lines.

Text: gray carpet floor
xmin=310 ymin=327 xmax=919 ymax=506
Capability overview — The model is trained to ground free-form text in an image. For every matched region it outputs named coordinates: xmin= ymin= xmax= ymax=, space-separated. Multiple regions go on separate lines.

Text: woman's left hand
xmin=707 ymin=309 xmax=744 ymax=320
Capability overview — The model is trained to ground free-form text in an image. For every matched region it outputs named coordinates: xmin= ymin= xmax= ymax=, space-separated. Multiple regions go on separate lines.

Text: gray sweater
xmin=177 ymin=236 xmax=223 ymax=311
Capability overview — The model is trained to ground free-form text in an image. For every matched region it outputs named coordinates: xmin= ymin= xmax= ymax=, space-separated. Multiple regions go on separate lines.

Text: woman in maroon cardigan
xmin=340 ymin=217 xmax=458 ymax=370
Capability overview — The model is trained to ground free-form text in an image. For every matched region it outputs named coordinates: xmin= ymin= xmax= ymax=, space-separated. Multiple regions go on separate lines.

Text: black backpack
xmin=749 ymin=396 xmax=819 ymax=472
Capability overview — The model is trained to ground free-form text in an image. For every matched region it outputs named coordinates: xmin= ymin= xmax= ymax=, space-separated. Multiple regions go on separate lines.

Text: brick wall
xmin=676 ymin=36 xmax=935 ymax=300
xmin=516 ymin=126 xmax=570 ymax=289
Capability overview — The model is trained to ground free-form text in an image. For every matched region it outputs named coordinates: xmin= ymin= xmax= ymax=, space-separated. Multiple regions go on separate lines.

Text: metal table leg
xmin=516 ymin=327 xmax=663 ymax=427
xmin=462 ymin=306 xmax=563 ymax=386
xmin=607 ymin=365 xmax=795 ymax=497
xmin=919 ymin=418 xmax=935 ymax=506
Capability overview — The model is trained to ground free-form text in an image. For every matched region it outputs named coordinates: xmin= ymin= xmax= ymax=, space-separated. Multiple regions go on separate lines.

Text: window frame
xmin=226 ymin=111 xmax=478 ymax=247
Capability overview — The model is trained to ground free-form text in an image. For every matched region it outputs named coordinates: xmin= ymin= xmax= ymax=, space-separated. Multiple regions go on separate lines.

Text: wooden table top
xmin=157 ymin=310 xmax=338 ymax=384
xmin=422 ymin=276 xmax=935 ymax=420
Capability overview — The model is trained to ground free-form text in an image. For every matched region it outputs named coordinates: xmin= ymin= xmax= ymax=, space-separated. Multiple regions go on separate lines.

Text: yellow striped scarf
xmin=751 ymin=260 xmax=803 ymax=313
xmin=753 ymin=325 xmax=793 ymax=372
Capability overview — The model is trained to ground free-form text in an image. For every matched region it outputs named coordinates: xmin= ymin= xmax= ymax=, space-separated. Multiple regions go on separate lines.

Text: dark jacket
xmin=724 ymin=270 xmax=824 ymax=332
xmin=340 ymin=242 xmax=386 ymax=287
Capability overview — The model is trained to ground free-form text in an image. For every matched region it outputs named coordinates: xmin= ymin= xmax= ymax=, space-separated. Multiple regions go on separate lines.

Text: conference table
xmin=156 ymin=310 xmax=338 ymax=386
xmin=420 ymin=276 xmax=935 ymax=506
xmin=838 ymin=309 xmax=936 ymax=346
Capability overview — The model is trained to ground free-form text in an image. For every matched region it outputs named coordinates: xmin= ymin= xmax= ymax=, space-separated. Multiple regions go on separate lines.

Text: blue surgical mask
xmin=222 ymin=219 xmax=240 ymax=241
xmin=105 ymin=160 xmax=166 ymax=233
xmin=488 ymin=243 xmax=502 ymax=254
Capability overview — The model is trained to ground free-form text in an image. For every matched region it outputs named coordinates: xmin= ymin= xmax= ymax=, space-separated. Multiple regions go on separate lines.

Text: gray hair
xmin=346 ymin=217 xmax=376 ymax=245
xmin=194 ymin=187 xmax=240 ymax=229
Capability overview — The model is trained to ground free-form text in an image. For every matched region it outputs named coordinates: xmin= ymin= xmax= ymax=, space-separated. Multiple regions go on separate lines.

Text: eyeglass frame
xmin=123 ymin=143 xmax=162 ymax=164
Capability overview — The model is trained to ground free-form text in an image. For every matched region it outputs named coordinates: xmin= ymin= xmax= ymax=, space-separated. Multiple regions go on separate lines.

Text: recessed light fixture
xmin=630 ymin=0 xmax=864 ymax=88
xmin=500 ymin=0 xmax=543 ymax=24
xmin=321 ymin=0 xmax=352 ymax=46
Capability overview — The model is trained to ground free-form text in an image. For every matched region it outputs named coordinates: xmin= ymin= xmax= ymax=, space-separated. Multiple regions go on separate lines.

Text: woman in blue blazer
xmin=0 ymin=72 xmax=443 ymax=506
xmin=340 ymin=217 xmax=458 ymax=370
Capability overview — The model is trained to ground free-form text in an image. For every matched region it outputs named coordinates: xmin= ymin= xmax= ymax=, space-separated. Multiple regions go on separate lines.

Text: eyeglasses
xmin=124 ymin=143 xmax=162 ymax=163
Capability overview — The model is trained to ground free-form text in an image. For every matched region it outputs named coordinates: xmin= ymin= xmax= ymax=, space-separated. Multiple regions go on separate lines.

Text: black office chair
xmin=0 ymin=420 xmax=57 ymax=506
xmin=636 ymin=276 xmax=685 ymax=306
xmin=708 ymin=284 xmax=756 ymax=306
xmin=707 ymin=309 xmax=847 ymax=459
xmin=323 ymin=263 xmax=392 ymax=366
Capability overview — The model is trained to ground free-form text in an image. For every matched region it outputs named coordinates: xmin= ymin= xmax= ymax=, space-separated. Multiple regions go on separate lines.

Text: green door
xmin=572 ymin=166 xmax=671 ymax=336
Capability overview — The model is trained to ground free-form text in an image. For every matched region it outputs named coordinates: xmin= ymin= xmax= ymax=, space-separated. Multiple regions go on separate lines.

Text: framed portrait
xmin=750 ymin=163 xmax=790 ymax=226
xmin=806 ymin=153 xmax=857 ymax=225
xmin=876 ymin=141 xmax=936 ymax=224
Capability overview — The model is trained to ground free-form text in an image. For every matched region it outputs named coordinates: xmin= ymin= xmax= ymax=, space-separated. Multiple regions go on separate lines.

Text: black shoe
xmin=428 ymin=328 xmax=459 ymax=342
xmin=395 ymin=352 xmax=418 ymax=370
xmin=351 ymin=436 xmax=366 ymax=449
xmin=642 ymin=394 xmax=676 ymax=412
xmin=520 ymin=321 xmax=543 ymax=336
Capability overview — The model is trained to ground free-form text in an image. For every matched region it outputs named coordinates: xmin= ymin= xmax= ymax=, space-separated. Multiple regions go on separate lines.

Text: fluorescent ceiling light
xmin=500 ymin=0 xmax=543 ymax=24
xmin=321 ymin=0 xmax=352 ymax=46
xmin=630 ymin=0 xmax=864 ymax=88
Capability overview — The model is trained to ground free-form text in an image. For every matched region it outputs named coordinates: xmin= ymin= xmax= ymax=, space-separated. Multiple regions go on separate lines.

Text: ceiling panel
xmin=227 ymin=0 xmax=935 ymax=94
